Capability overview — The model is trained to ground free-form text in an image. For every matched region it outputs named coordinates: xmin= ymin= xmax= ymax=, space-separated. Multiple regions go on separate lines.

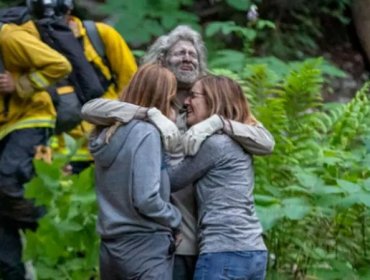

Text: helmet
xmin=26 ymin=0 xmax=74 ymax=18
xmin=55 ymin=0 xmax=74 ymax=15
xmin=26 ymin=0 xmax=55 ymax=18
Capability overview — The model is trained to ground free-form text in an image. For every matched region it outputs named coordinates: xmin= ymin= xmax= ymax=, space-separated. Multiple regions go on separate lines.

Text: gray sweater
xmin=89 ymin=120 xmax=181 ymax=238
xmin=168 ymin=134 xmax=266 ymax=254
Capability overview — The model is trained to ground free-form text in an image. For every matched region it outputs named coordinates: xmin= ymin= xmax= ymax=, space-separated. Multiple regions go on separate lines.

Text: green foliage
xmin=256 ymin=0 xmax=352 ymax=59
xmin=24 ymin=156 xmax=99 ymax=280
xmin=100 ymin=0 xmax=351 ymax=63
xmin=213 ymin=58 xmax=370 ymax=278
xmin=101 ymin=0 xmax=198 ymax=45
xmin=230 ymin=59 xmax=370 ymax=278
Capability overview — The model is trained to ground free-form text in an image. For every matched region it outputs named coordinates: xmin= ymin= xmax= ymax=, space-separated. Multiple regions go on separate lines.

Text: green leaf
xmin=282 ymin=197 xmax=312 ymax=220
xmin=225 ymin=0 xmax=250 ymax=11
xmin=24 ymin=177 xmax=53 ymax=206
xmin=255 ymin=194 xmax=280 ymax=206
xmin=256 ymin=204 xmax=283 ymax=230
xmin=209 ymin=49 xmax=246 ymax=72
xmin=336 ymin=179 xmax=361 ymax=193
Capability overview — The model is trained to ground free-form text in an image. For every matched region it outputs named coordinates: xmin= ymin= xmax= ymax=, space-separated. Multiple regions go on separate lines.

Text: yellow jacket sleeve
xmin=1 ymin=24 xmax=72 ymax=98
xmin=96 ymin=23 xmax=137 ymax=93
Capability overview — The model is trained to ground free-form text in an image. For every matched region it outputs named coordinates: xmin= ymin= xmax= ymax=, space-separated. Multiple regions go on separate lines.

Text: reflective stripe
xmin=71 ymin=153 xmax=93 ymax=161
xmin=29 ymin=72 xmax=50 ymax=89
xmin=0 ymin=117 xmax=55 ymax=140
xmin=56 ymin=86 xmax=75 ymax=95
xmin=54 ymin=147 xmax=93 ymax=161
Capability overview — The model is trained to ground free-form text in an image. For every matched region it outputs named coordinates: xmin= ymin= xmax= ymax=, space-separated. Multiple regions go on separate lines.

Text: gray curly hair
xmin=142 ymin=25 xmax=207 ymax=75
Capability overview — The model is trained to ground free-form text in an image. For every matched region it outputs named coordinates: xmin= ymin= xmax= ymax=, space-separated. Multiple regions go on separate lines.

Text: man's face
xmin=165 ymin=40 xmax=200 ymax=85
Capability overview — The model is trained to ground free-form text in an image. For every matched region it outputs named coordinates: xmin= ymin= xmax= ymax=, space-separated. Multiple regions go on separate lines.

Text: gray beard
xmin=169 ymin=67 xmax=199 ymax=85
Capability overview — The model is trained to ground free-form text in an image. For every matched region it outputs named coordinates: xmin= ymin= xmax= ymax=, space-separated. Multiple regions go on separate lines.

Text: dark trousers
xmin=100 ymin=233 xmax=175 ymax=280
xmin=0 ymin=128 xmax=49 ymax=280
xmin=173 ymin=255 xmax=198 ymax=280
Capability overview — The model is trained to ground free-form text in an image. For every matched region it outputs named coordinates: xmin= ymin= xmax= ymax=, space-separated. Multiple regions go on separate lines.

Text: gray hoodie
xmin=89 ymin=120 xmax=182 ymax=238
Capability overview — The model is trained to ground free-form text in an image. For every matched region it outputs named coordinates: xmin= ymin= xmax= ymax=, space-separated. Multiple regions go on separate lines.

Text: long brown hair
xmin=120 ymin=63 xmax=177 ymax=117
xmin=197 ymin=75 xmax=257 ymax=125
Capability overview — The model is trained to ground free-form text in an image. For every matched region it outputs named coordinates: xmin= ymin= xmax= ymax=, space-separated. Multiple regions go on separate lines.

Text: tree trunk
xmin=352 ymin=0 xmax=370 ymax=64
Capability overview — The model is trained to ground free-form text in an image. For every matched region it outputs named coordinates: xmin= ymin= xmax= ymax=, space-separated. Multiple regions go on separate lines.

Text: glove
xmin=182 ymin=114 xmax=224 ymax=156
xmin=147 ymin=108 xmax=182 ymax=153
xmin=81 ymin=99 xmax=148 ymax=125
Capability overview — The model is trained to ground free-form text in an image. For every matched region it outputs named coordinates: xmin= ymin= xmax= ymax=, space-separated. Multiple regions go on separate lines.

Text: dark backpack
xmin=35 ymin=17 xmax=106 ymax=133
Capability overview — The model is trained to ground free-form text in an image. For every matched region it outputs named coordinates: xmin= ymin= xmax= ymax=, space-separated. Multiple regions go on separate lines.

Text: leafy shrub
xmin=24 ymin=156 xmax=99 ymax=280
xmin=239 ymin=59 xmax=370 ymax=278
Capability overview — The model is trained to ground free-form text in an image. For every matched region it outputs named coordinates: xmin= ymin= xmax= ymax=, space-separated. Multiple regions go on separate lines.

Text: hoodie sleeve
xmin=132 ymin=130 xmax=181 ymax=230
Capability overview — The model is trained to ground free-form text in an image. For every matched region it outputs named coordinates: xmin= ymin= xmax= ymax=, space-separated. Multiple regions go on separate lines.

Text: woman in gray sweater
xmin=89 ymin=64 xmax=182 ymax=280
xmin=168 ymin=75 xmax=268 ymax=280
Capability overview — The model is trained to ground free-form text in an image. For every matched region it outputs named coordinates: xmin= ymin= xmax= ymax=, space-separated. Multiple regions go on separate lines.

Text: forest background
xmin=2 ymin=0 xmax=370 ymax=279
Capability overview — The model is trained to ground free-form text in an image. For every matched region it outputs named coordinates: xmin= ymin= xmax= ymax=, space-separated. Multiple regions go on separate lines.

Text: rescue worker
xmin=52 ymin=0 xmax=137 ymax=173
xmin=0 ymin=18 xmax=71 ymax=280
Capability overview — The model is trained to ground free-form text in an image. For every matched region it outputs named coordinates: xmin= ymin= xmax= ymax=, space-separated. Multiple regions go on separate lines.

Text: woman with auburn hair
xmin=89 ymin=63 xmax=182 ymax=280
xmin=168 ymin=75 xmax=268 ymax=280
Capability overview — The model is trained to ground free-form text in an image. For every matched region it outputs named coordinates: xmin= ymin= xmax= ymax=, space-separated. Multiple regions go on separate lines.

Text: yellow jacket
xmin=0 ymin=22 xmax=72 ymax=140
xmin=55 ymin=16 xmax=137 ymax=161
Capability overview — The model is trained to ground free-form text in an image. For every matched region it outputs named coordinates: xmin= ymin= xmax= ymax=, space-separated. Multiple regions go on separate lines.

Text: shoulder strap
xmin=83 ymin=20 xmax=106 ymax=59
xmin=0 ymin=22 xmax=5 ymax=73
xmin=82 ymin=20 xmax=117 ymax=89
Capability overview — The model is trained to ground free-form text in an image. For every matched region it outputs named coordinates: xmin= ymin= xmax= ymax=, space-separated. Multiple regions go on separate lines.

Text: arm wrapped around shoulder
xmin=147 ymin=108 xmax=182 ymax=154
xmin=182 ymin=114 xmax=224 ymax=156
xmin=224 ymin=119 xmax=275 ymax=155
xmin=81 ymin=98 xmax=148 ymax=125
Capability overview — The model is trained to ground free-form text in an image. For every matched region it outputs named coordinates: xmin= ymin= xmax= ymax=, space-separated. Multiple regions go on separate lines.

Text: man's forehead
xmin=169 ymin=40 xmax=197 ymax=52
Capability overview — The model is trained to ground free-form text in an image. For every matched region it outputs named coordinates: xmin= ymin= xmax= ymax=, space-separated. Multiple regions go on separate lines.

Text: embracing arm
xmin=224 ymin=120 xmax=275 ymax=155
xmin=168 ymin=137 xmax=218 ymax=191
xmin=81 ymin=98 xmax=146 ymax=125
xmin=183 ymin=114 xmax=275 ymax=156
xmin=132 ymin=130 xmax=181 ymax=229
xmin=82 ymin=99 xmax=181 ymax=153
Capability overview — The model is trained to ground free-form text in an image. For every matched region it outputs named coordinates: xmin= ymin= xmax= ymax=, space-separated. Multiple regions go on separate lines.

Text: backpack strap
xmin=83 ymin=20 xmax=106 ymax=60
xmin=83 ymin=20 xmax=116 ymax=90
xmin=0 ymin=22 xmax=5 ymax=73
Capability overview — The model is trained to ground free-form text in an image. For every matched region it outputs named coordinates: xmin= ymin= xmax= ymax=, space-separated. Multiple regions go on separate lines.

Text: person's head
xmin=185 ymin=75 xmax=256 ymax=126
xmin=120 ymin=63 xmax=177 ymax=118
xmin=26 ymin=0 xmax=73 ymax=18
xmin=26 ymin=0 xmax=55 ymax=18
xmin=54 ymin=0 xmax=74 ymax=16
xmin=142 ymin=25 xmax=207 ymax=86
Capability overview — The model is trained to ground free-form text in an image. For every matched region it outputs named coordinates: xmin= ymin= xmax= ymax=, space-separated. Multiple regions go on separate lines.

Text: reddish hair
xmin=120 ymin=63 xmax=177 ymax=117
xmin=197 ymin=75 xmax=257 ymax=124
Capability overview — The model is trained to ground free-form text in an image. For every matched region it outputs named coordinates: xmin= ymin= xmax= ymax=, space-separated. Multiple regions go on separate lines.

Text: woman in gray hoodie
xmin=168 ymin=75 xmax=268 ymax=280
xmin=88 ymin=64 xmax=182 ymax=280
